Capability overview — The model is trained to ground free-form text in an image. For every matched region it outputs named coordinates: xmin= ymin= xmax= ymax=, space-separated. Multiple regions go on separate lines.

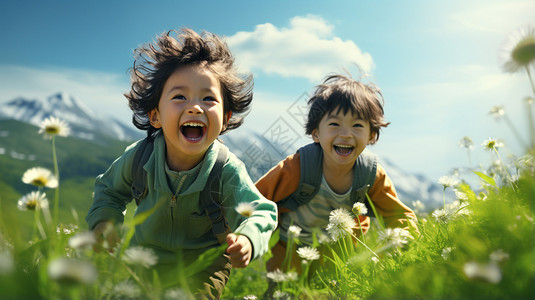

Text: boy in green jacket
xmin=86 ymin=28 xmax=277 ymax=298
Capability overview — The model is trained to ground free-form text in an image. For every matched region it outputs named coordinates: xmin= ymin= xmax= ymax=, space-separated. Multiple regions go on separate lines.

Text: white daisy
xmin=326 ymin=208 xmax=356 ymax=242
xmin=235 ymin=202 xmax=255 ymax=218
xmin=500 ymin=24 xmax=535 ymax=73
xmin=112 ymin=280 xmax=141 ymax=299
xmin=266 ymin=269 xmax=288 ymax=283
xmin=488 ymin=106 xmax=505 ymax=120
xmin=22 ymin=167 xmax=58 ymax=188
xmin=463 ymin=261 xmax=502 ymax=284
xmin=352 ymin=202 xmax=368 ymax=216
xmin=458 ymin=136 xmax=474 ymax=149
xmin=431 ymin=209 xmax=452 ymax=223
xmin=68 ymin=231 xmax=96 ymax=251
xmin=287 ymin=225 xmax=302 ymax=240
xmin=0 ymin=250 xmax=15 ymax=275
xmin=296 ymin=246 xmax=320 ymax=261
xmin=122 ymin=246 xmax=158 ymax=268
xmin=482 ymin=138 xmax=504 ymax=151
xmin=48 ymin=257 xmax=97 ymax=284
xmin=17 ymin=191 xmax=49 ymax=211
xmin=38 ymin=116 xmax=71 ymax=138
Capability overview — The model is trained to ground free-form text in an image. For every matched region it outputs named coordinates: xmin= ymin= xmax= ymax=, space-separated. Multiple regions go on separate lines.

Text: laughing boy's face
xmin=149 ymin=64 xmax=228 ymax=171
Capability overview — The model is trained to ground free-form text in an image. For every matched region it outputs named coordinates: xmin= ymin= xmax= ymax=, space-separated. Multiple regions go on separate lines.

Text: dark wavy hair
xmin=125 ymin=28 xmax=253 ymax=138
xmin=305 ymin=74 xmax=389 ymax=144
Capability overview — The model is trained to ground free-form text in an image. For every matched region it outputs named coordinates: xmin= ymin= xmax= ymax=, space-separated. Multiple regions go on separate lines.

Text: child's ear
xmin=148 ymin=109 xmax=162 ymax=128
xmin=368 ymin=131 xmax=376 ymax=145
xmin=222 ymin=111 xmax=232 ymax=131
xmin=311 ymin=129 xmax=320 ymax=143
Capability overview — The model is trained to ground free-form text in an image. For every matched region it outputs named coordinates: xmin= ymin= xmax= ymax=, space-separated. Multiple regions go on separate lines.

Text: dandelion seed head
xmin=68 ymin=231 xmax=96 ymax=251
xmin=17 ymin=191 xmax=49 ymax=211
xmin=432 ymin=209 xmax=451 ymax=223
xmin=454 ymin=190 xmax=468 ymax=201
xmin=377 ymin=228 xmax=412 ymax=249
xmin=122 ymin=246 xmax=158 ymax=268
xmin=287 ymin=225 xmax=302 ymax=240
xmin=352 ymin=202 xmax=368 ymax=216
xmin=458 ymin=136 xmax=474 ymax=149
xmin=235 ymin=202 xmax=255 ymax=218
xmin=39 ymin=116 xmax=71 ymax=138
xmin=437 ymin=176 xmax=460 ymax=188
xmin=297 ymin=246 xmax=320 ymax=261
xmin=48 ymin=258 xmax=97 ymax=285
xmin=501 ymin=24 xmax=535 ymax=73
xmin=463 ymin=261 xmax=502 ymax=284
xmin=22 ymin=167 xmax=58 ymax=188
xmin=326 ymin=208 xmax=356 ymax=242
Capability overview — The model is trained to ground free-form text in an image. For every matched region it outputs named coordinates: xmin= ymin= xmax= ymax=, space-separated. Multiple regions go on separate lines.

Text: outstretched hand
xmin=226 ymin=233 xmax=252 ymax=268
xmin=92 ymin=221 xmax=120 ymax=253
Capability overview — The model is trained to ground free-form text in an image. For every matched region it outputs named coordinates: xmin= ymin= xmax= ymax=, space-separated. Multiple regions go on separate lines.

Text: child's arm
xmin=221 ymin=154 xmax=278 ymax=263
xmin=86 ymin=143 xmax=139 ymax=244
xmin=368 ymin=164 xmax=419 ymax=233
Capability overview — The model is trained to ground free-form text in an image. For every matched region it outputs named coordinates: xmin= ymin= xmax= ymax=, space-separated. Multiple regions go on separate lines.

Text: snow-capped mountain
xmin=0 ymin=92 xmax=141 ymax=141
xmin=220 ymin=130 xmax=444 ymax=211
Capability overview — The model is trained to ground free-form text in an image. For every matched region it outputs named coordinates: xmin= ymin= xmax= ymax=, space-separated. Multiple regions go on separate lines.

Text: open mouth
xmin=181 ymin=122 xmax=206 ymax=142
xmin=334 ymin=144 xmax=354 ymax=156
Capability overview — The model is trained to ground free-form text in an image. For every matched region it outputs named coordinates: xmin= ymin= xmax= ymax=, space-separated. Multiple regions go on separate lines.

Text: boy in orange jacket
xmin=255 ymin=74 xmax=418 ymax=275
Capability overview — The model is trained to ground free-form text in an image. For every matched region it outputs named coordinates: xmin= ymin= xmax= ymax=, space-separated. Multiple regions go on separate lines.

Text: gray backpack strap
xmin=131 ymin=137 xmax=154 ymax=206
xmin=277 ymin=143 xmax=323 ymax=211
xmin=200 ymin=146 xmax=230 ymax=244
xmin=350 ymin=148 xmax=378 ymax=217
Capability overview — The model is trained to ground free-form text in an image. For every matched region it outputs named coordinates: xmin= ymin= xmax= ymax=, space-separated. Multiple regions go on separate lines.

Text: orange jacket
xmin=255 ymin=151 xmax=418 ymax=235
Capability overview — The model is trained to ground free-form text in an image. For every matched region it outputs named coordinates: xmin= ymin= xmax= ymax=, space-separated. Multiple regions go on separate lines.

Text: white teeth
xmin=335 ymin=144 xmax=353 ymax=148
xmin=182 ymin=122 xmax=205 ymax=127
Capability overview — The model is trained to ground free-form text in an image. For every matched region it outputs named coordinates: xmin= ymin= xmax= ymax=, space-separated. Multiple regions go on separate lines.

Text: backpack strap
xmin=199 ymin=146 xmax=230 ymax=244
xmin=131 ymin=137 xmax=154 ymax=205
xmin=277 ymin=143 xmax=323 ymax=211
xmin=350 ymin=148 xmax=378 ymax=217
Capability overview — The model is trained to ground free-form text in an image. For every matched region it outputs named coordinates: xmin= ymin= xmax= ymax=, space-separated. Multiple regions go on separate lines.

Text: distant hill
xmin=0 ymin=92 xmax=142 ymax=142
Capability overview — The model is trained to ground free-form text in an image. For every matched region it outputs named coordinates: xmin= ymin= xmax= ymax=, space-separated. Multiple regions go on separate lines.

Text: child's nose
xmin=186 ymin=100 xmax=203 ymax=114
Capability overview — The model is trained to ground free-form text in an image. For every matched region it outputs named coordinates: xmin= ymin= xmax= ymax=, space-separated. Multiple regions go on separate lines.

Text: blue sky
xmin=0 ymin=0 xmax=533 ymax=181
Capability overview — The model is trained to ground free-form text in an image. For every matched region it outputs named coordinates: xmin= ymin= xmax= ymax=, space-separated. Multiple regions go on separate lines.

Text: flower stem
xmin=493 ymin=146 xmax=517 ymax=191
xmin=355 ymin=216 xmax=366 ymax=244
xmin=346 ymin=229 xmax=379 ymax=258
xmin=52 ymin=136 xmax=60 ymax=227
xmin=526 ymin=66 xmax=535 ymax=149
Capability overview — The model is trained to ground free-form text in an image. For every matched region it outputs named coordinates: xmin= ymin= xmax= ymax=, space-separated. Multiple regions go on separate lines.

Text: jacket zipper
xmin=170 ymin=175 xmax=187 ymax=223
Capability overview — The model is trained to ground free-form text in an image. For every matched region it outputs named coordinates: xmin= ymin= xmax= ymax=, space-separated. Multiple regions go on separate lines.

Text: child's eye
xmin=328 ymin=122 xmax=339 ymax=126
xmin=172 ymin=95 xmax=186 ymax=100
xmin=203 ymin=96 xmax=217 ymax=102
xmin=353 ymin=123 xmax=364 ymax=128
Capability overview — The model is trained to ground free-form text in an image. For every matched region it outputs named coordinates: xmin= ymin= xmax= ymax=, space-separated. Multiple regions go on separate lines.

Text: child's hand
xmin=92 ymin=221 xmax=120 ymax=253
xmin=226 ymin=233 xmax=252 ymax=268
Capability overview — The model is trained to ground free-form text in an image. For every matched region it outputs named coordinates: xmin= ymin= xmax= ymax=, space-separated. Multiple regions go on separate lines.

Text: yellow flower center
xmin=512 ymin=37 xmax=535 ymax=65
xmin=32 ymin=177 xmax=47 ymax=187
xmin=26 ymin=200 xmax=37 ymax=210
xmin=45 ymin=126 xmax=60 ymax=135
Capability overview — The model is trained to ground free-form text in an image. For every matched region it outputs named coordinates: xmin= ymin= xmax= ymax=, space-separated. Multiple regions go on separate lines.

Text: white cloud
xmin=446 ymin=0 xmax=535 ymax=35
xmin=0 ymin=65 xmax=131 ymax=124
xmin=226 ymin=15 xmax=374 ymax=82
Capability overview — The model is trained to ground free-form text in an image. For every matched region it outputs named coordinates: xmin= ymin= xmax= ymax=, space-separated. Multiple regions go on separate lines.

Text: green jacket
xmin=86 ymin=133 xmax=277 ymax=264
